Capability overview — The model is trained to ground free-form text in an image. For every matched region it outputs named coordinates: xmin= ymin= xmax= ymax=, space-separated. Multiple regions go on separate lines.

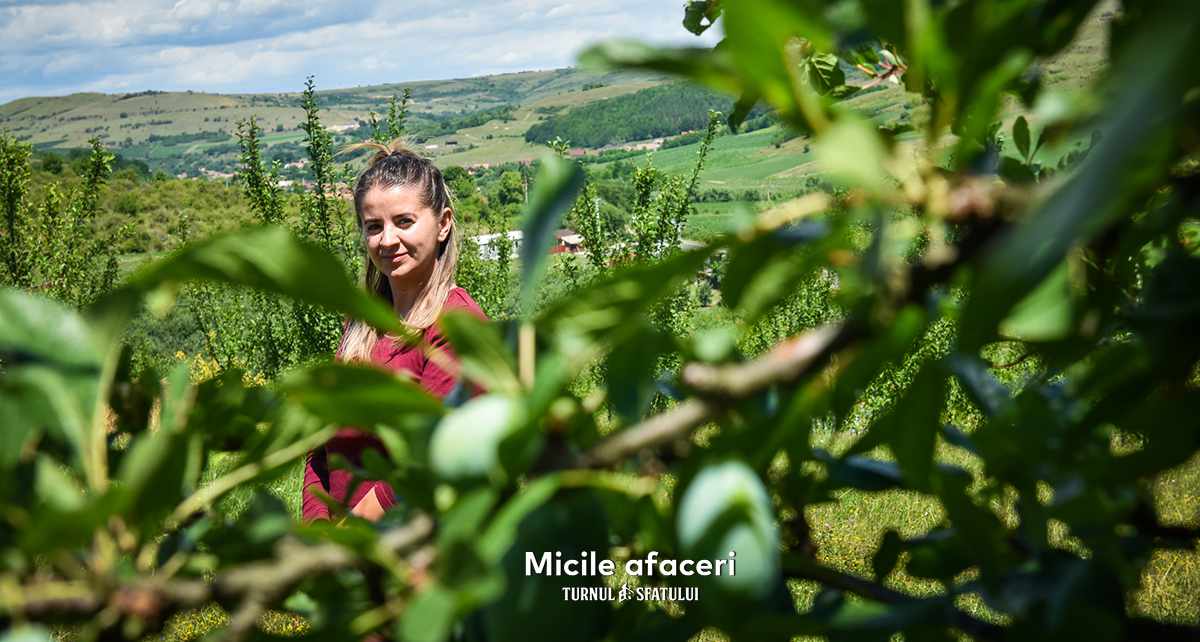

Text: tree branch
xmin=783 ymin=556 xmax=1003 ymax=642
xmin=0 ymin=513 xmax=435 ymax=640
xmin=575 ymin=324 xmax=847 ymax=469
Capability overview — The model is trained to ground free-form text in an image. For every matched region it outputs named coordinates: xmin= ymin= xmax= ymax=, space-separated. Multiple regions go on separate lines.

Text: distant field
xmin=0 ymin=68 xmax=671 ymax=173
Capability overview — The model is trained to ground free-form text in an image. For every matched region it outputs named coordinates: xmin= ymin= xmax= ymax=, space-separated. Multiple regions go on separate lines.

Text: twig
xmin=575 ymin=325 xmax=845 ymax=469
xmin=783 ymin=558 xmax=1003 ymax=642
xmin=679 ymin=325 xmax=842 ymax=398
xmin=1 ymin=514 xmax=435 ymax=641
xmin=991 ymin=350 xmax=1035 ymax=370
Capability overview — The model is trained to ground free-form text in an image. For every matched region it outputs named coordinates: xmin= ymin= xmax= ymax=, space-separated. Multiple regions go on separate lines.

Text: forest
xmin=523 ymin=82 xmax=768 ymax=148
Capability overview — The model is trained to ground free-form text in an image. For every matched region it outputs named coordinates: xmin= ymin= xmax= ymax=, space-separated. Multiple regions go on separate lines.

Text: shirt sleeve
xmin=419 ymin=326 xmax=463 ymax=398
xmin=419 ymin=290 xmax=489 ymax=397
xmin=302 ymin=447 xmax=331 ymax=522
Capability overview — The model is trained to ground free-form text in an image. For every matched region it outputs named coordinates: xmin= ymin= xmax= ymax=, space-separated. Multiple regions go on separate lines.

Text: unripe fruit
xmin=429 ymin=394 xmax=521 ymax=480
xmin=677 ymin=460 xmax=780 ymax=602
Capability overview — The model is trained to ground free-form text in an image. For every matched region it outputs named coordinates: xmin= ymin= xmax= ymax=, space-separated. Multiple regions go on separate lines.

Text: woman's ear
xmin=437 ymin=207 xmax=452 ymax=242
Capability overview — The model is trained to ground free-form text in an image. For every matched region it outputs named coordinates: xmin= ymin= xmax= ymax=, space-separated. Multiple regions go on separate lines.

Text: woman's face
xmin=360 ymin=186 xmax=452 ymax=290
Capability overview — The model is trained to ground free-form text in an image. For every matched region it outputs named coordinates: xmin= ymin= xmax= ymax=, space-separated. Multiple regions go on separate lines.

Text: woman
xmin=302 ymin=142 xmax=487 ymax=523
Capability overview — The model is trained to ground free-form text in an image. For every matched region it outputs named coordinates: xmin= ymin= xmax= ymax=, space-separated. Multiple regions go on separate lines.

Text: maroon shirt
xmin=302 ymin=287 xmax=487 ymax=522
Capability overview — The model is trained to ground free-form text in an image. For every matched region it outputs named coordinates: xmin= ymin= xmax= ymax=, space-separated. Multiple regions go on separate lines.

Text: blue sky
xmin=0 ymin=0 xmax=720 ymax=104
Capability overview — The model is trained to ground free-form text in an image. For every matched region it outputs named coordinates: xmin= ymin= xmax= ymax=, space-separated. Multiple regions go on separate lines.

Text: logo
xmin=561 ymin=585 xmax=699 ymax=602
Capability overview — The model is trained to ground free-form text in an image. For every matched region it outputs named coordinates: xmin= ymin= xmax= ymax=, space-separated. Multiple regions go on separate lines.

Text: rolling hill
xmin=0 ymin=68 xmax=675 ymax=176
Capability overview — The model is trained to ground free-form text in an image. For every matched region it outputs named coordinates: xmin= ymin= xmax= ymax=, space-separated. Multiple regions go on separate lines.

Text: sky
xmin=0 ymin=0 xmax=721 ymax=104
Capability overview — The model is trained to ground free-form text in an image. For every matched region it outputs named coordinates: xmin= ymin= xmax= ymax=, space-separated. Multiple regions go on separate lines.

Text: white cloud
xmin=0 ymin=0 xmax=722 ymax=103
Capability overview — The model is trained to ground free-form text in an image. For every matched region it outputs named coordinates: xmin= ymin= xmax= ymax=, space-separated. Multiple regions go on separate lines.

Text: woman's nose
xmin=381 ymin=222 xmax=401 ymax=246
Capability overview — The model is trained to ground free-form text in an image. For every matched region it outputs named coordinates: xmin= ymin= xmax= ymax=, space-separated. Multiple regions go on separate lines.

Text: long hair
xmin=338 ymin=140 xmax=459 ymax=363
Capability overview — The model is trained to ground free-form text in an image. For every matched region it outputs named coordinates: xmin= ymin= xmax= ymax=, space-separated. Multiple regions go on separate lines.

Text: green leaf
xmin=519 ymin=155 xmax=584 ymax=317
xmin=605 ymin=321 xmax=668 ymax=424
xmin=728 ymin=90 xmax=761 ymax=133
xmin=959 ymin=11 xmax=1196 ymax=350
xmin=872 ymin=530 xmax=904 ymax=580
xmin=438 ymin=311 xmax=521 ymax=395
xmin=477 ymin=473 xmax=564 ymax=563
xmin=400 ymin=584 xmax=459 ymax=642
xmin=721 ymin=220 xmax=830 ymax=324
xmin=0 ymin=288 xmax=102 ymax=369
xmin=867 ymin=365 xmax=943 ymax=489
xmin=437 ymin=487 xmax=498 ymax=549
xmin=577 ymin=40 xmax=743 ymax=98
xmin=998 ymin=260 xmax=1074 ymax=342
xmin=722 ymin=0 xmax=830 ymax=122
xmin=819 ymin=118 xmax=889 ymax=195
xmin=125 ymin=225 xmax=406 ymax=337
xmin=804 ymin=53 xmax=847 ymax=97
xmin=999 ymin=156 xmax=1037 ymax=183
xmin=0 ymin=625 xmax=53 ymax=642
xmin=814 ymin=449 xmax=907 ymax=492
xmin=34 ymin=454 xmax=86 ymax=512
xmin=683 ymin=0 xmax=722 ymax=35
xmin=481 ymin=489 xmax=611 ymax=642
xmin=541 ymin=246 xmax=714 ymax=354
xmin=1013 ymin=116 xmax=1031 ymax=161
xmin=281 ymin=362 xmax=443 ymax=427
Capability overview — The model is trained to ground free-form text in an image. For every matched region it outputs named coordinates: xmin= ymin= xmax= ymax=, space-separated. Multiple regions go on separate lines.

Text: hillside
xmin=0 ymin=68 xmax=673 ymax=176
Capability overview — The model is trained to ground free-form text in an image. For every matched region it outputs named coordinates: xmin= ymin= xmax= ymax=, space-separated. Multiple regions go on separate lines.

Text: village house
xmin=551 ymin=228 xmax=584 ymax=255
xmin=470 ymin=230 xmax=523 ymax=260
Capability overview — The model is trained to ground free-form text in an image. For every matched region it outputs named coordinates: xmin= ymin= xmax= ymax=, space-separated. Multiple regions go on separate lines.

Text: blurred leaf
xmin=541 ymin=246 xmax=713 ymax=354
xmin=124 ymin=225 xmax=406 ymax=337
xmin=820 ymin=117 xmax=889 ymax=194
xmin=401 ymin=584 xmax=459 ymax=642
xmin=878 ymin=366 xmax=943 ymax=489
xmin=959 ymin=8 xmax=1198 ymax=350
xmin=0 ymin=625 xmax=53 ymax=642
xmin=814 ymin=449 xmax=907 ymax=492
xmin=872 ymin=530 xmax=904 ymax=580
xmin=481 ymin=489 xmax=611 ymax=642
xmin=0 ymin=289 xmax=102 ymax=369
xmin=199 ymin=491 xmax=292 ymax=567
xmin=826 ymin=305 xmax=926 ymax=426
xmin=34 ymin=454 xmax=85 ymax=512
xmin=477 ymin=473 xmax=565 ymax=563
xmin=578 ymin=40 xmax=743 ymax=97
xmin=722 ymin=0 xmax=828 ymax=128
xmin=605 ymin=321 xmax=669 ymax=424
xmin=281 ymin=362 xmax=443 ymax=426
xmin=998 ymin=260 xmax=1074 ymax=341
xmin=519 ymin=155 xmax=584 ymax=317
xmin=438 ymin=487 xmax=498 ymax=549
xmin=439 ymin=311 xmax=521 ymax=395
xmin=722 ymin=220 xmax=831 ymax=323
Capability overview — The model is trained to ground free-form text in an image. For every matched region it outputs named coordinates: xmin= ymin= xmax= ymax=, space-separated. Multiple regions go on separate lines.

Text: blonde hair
xmin=338 ymin=140 xmax=459 ymax=363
